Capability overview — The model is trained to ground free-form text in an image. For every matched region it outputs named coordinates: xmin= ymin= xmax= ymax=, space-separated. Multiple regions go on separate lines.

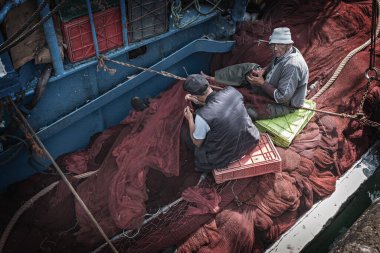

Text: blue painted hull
xmin=0 ymin=12 xmax=235 ymax=191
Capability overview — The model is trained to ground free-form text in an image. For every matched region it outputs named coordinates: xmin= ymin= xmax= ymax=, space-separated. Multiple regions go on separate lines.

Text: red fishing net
xmin=1 ymin=0 xmax=380 ymax=253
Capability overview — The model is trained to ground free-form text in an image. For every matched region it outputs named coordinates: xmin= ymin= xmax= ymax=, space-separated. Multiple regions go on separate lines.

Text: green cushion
xmin=255 ymin=100 xmax=316 ymax=148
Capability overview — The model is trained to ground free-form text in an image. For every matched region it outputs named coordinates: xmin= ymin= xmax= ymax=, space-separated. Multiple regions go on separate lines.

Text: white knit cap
xmin=269 ymin=27 xmax=294 ymax=44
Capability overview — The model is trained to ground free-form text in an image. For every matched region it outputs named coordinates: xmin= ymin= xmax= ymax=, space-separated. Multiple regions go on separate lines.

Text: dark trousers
xmin=247 ymin=103 xmax=295 ymax=121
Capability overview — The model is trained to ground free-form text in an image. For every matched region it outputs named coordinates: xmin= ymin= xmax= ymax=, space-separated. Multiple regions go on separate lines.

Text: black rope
xmin=0 ymin=135 xmax=28 ymax=166
xmin=0 ymin=0 xmax=66 ymax=55
xmin=0 ymin=0 xmax=49 ymax=52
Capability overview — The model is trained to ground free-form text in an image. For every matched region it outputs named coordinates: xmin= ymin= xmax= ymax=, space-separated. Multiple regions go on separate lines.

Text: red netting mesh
xmin=1 ymin=1 xmax=380 ymax=253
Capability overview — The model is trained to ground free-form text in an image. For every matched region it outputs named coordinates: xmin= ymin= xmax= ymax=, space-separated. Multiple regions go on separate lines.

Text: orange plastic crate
xmin=61 ymin=6 xmax=123 ymax=63
xmin=212 ymin=133 xmax=282 ymax=184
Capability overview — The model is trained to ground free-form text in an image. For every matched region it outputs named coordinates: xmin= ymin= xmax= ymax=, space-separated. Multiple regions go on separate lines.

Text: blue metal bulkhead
xmin=0 ymin=31 xmax=20 ymax=98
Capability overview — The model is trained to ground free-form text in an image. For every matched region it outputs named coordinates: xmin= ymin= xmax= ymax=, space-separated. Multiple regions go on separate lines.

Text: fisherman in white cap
xmin=203 ymin=27 xmax=309 ymax=120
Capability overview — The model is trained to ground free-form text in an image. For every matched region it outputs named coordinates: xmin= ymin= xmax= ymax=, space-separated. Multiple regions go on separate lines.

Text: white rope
xmin=0 ymin=170 xmax=97 ymax=253
xmin=311 ymin=0 xmax=380 ymax=100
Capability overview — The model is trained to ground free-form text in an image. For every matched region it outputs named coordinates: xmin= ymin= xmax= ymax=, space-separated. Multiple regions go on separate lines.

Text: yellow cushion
xmin=255 ymin=100 xmax=316 ymax=148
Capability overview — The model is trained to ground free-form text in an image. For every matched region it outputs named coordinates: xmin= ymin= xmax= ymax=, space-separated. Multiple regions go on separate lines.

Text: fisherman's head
xmin=269 ymin=27 xmax=293 ymax=58
xmin=183 ymin=74 xmax=211 ymax=101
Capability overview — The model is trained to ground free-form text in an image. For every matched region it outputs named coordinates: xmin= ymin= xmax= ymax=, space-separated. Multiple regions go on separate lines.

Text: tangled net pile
xmin=1 ymin=0 xmax=380 ymax=252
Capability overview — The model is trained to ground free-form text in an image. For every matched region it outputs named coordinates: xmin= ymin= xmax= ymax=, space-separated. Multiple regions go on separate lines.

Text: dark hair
xmin=183 ymin=74 xmax=209 ymax=95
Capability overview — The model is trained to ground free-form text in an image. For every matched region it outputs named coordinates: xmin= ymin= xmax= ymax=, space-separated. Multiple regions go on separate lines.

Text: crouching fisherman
xmin=204 ymin=27 xmax=309 ymax=120
xmin=183 ymin=74 xmax=260 ymax=172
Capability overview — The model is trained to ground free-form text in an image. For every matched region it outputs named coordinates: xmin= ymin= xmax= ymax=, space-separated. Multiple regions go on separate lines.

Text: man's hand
xmin=185 ymin=94 xmax=204 ymax=105
xmin=246 ymin=69 xmax=265 ymax=86
xmin=184 ymin=106 xmax=193 ymax=121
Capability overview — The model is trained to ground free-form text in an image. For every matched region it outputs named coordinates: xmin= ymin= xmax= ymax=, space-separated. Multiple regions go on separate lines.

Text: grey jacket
xmin=215 ymin=46 xmax=309 ymax=108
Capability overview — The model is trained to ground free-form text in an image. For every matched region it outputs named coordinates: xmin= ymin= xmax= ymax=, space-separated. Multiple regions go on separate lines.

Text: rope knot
xmin=97 ymin=55 xmax=117 ymax=75
xmin=234 ymin=196 xmax=243 ymax=207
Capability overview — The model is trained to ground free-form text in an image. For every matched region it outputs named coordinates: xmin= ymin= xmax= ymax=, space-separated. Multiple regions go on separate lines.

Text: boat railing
xmin=36 ymin=0 xmax=220 ymax=82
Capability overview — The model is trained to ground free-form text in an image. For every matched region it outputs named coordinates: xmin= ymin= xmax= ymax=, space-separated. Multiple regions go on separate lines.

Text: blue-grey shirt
xmin=263 ymin=46 xmax=309 ymax=107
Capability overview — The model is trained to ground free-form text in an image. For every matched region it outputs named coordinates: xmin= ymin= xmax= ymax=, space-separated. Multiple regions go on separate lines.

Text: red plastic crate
xmin=212 ymin=133 xmax=282 ymax=184
xmin=61 ymin=6 xmax=123 ymax=63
